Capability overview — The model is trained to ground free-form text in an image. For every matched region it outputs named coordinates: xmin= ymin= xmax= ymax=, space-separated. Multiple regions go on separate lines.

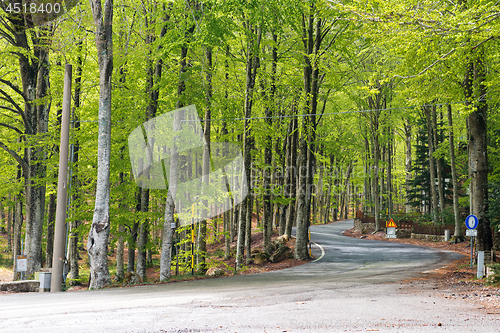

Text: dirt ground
xmin=342 ymin=228 xmax=500 ymax=311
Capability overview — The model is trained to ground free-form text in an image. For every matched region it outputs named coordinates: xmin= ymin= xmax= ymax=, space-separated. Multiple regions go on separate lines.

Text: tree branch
xmin=0 ymin=122 xmax=23 ymax=134
xmin=392 ymin=47 xmax=458 ymax=80
xmin=0 ymin=140 xmax=28 ymax=173
xmin=0 ymin=78 xmax=26 ymax=101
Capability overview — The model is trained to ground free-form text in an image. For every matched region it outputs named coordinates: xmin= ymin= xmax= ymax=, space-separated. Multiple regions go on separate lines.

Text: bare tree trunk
xmin=116 ymin=223 xmax=125 ymax=281
xmin=369 ymin=110 xmax=381 ymax=231
xmin=159 ymin=112 xmax=181 ymax=281
xmin=224 ymin=203 xmax=230 ymax=260
xmin=285 ymin=118 xmax=298 ymax=238
xmin=13 ymin=195 xmax=23 ymax=281
xmin=236 ymin=23 xmax=261 ymax=269
xmin=404 ymin=123 xmax=412 ymax=213
xmin=0 ymin=201 xmax=4 ymax=234
xmin=466 ymin=50 xmax=492 ymax=251
xmin=198 ymin=46 xmax=213 ymax=273
xmin=324 ymin=156 xmax=333 ymax=223
xmin=87 ymin=0 xmax=113 ymax=289
xmin=387 ymin=132 xmax=393 ymax=215
xmin=127 ymin=216 xmax=139 ymax=273
xmin=447 ymin=105 xmax=462 ymax=238
xmin=424 ymin=106 xmax=438 ymax=223
xmin=7 ymin=203 xmax=12 ymax=254
xmin=432 ymin=106 xmax=445 ymax=220
xmin=245 ymin=184 xmax=253 ymax=264
xmin=137 ymin=189 xmax=148 ymax=280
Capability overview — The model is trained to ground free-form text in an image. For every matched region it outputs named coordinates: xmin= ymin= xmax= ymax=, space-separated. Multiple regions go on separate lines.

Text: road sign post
xmin=465 ymin=214 xmax=479 ymax=268
xmin=385 ymin=219 xmax=397 ymax=239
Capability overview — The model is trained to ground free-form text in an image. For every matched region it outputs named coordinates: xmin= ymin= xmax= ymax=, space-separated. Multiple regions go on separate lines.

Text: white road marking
xmin=310 ymin=241 xmax=325 ymax=263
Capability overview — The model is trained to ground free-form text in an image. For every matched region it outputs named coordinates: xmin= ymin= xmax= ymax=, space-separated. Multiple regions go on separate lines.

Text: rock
xmin=0 ymin=280 xmax=40 ymax=293
xmin=272 ymin=235 xmax=289 ymax=248
xmin=254 ymin=253 xmax=269 ymax=265
xmin=251 ymin=249 xmax=261 ymax=257
xmin=122 ymin=272 xmax=143 ymax=286
xmin=269 ymin=246 xmax=291 ymax=263
xmin=205 ymin=267 xmax=224 ymax=276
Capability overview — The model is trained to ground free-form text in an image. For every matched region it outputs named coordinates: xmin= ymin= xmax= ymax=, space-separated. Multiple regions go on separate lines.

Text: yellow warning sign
xmin=386 ymin=218 xmax=397 ymax=228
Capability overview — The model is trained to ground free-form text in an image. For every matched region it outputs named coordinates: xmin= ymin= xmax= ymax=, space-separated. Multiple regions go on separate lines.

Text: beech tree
xmin=87 ymin=0 xmax=113 ymax=289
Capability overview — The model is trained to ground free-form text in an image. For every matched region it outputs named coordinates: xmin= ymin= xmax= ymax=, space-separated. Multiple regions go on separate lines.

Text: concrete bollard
xmin=477 ymin=251 xmax=484 ymax=279
xmin=444 ymin=229 xmax=450 ymax=242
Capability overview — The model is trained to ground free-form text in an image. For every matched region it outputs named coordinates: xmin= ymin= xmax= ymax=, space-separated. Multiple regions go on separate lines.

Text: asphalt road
xmin=0 ymin=220 xmax=498 ymax=333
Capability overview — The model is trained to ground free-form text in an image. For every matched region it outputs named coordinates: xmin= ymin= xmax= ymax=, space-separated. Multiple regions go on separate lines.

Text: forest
xmin=0 ymin=0 xmax=499 ymax=289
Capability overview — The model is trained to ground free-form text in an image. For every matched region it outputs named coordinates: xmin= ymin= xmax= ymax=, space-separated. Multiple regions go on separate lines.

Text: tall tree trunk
xmin=45 ymin=194 xmax=55 ymax=268
xmin=404 ymin=123 xmax=412 ymax=213
xmin=285 ymin=117 xmax=298 ymax=238
xmin=324 ymin=155 xmax=334 ymax=223
xmin=432 ymin=106 xmax=445 ymax=220
xmin=224 ymin=203 xmax=230 ymax=260
xmin=13 ymin=194 xmax=23 ymax=281
xmin=6 ymin=203 xmax=12 ymax=253
xmin=447 ymin=105 xmax=462 ymax=239
xmin=369 ymin=109 xmax=381 ymax=231
xmin=424 ymin=106 xmax=438 ymax=223
xmin=245 ymin=181 xmax=253 ymax=264
xmin=116 ymin=223 xmax=125 ymax=281
xmin=236 ymin=24 xmax=261 ymax=269
xmin=87 ymin=0 xmax=113 ymax=289
xmin=465 ymin=49 xmax=492 ymax=251
xmin=198 ymin=46 xmax=213 ymax=273
xmin=69 ymin=51 xmax=83 ymax=281
xmin=159 ymin=110 xmax=182 ymax=281
xmin=387 ymin=132 xmax=393 ymax=215
xmin=137 ymin=189 xmax=149 ymax=280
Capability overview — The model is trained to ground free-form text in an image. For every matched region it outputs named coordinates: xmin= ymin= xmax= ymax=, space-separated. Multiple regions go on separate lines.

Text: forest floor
xmin=342 ymin=227 xmax=500 ymax=311
xmin=63 ymin=213 xmax=313 ymax=291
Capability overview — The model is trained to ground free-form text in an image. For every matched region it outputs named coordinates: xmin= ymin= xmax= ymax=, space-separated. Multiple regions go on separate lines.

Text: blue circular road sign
xmin=465 ymin=214 xmax=479 ymax=230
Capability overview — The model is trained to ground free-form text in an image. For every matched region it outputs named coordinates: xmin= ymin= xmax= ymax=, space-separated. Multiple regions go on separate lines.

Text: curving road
xmin=0 ymin=220 xmax=497 ymax=333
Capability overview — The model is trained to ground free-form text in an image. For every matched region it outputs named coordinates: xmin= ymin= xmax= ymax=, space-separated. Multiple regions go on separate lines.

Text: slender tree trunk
xmin=0 ymin=201 xmax=4 ymax=234
xmin=447 ymin=105 xmax=462 ymax=238
xmin=160 ymin=111 xmax=181 ymax=281
xmin=285 ymin=117 xmax=298 ymax=238
xmin=387 ymin=132 xmax=393 ymax=215
xmin=245 ymin=183 xmax=253 ymax=264
xmin=224 ymin=203 xmax=230 ymax=260
xmin=404 ymin=123 xmax=412 ymax=213
xmin=13 ymin=195 xmax=23 ymax=281
xmin=136 ymin=189 xmax=148 ymax=280
xmin=87 ymin=0 xmax=113 ymax=289
xmin=6 ymin=203 xmax=12 ymax=253
xmin=424 ymin=107 xmax=438 ymax=223
xmin=236 ymin=24 xmax=261 ymax=269
xmin=432 ymin=106 xmax=445 ymax=220
xmin=198 ymin=47 xmax=213 ymax=273
xmin=324 ymin=156 xmax=333 ymax=223
xmin=369 ymin=110 xmax=381 ymax=231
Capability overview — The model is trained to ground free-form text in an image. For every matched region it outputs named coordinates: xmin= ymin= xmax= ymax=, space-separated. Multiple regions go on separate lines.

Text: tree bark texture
xmin=465 ymin=50 xmax=492 ymax=251
xmin=87 ymin=0 xmax=113 ymax=289
xmin=404 ymin=123 xmax=412 ymax=213
xmin=432 ymin=106 xmax=445 ymax=220
xmin=447 ymin=105 xmax=462 ymax=238
xmin=236 ymin=23 xmax=261 ymax=269
xmin=424 ymin=106 xmax=438 ymax=223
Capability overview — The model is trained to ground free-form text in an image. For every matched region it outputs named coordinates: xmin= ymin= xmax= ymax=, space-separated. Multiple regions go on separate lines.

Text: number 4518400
xmin=5 ymin=2 xmax=62 ymax=14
